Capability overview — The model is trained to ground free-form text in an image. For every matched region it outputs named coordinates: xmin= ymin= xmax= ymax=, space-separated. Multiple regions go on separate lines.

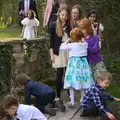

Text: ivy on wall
xmin=0 ymin=44 xmax=15 ymax=97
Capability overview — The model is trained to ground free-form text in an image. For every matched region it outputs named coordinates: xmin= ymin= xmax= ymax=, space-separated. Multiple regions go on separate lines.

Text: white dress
xmin=52 ymin=32 xmax=69 ymax=68
xmin=21 ymin=18 xmax=39 ymax=40
xmin=60 ymin=42 xmax=94 ymax=90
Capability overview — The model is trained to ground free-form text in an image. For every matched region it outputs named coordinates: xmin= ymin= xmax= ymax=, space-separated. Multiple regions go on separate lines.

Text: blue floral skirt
xmin=64 ymin=56 xmax=94 ymax=90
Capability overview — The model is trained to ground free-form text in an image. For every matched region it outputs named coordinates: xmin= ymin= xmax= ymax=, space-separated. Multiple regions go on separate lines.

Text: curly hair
xmin=70 ymin=28 xmax=84 ymax=42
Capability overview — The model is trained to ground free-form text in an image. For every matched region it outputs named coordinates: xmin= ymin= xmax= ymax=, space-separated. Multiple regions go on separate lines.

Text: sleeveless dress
xmin=52 ymin=32 xmax=69 ymax=68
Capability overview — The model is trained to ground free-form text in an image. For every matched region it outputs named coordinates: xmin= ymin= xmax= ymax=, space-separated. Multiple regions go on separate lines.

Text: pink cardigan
xmin=43 ymin=0 xmax=53 ymax=27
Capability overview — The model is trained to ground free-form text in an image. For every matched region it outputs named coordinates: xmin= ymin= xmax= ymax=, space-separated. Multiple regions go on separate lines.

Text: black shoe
xmin=44 ymin=103 xmax=56 ymax=116
xmin=55 ymin=100 xmax=66 ymax=112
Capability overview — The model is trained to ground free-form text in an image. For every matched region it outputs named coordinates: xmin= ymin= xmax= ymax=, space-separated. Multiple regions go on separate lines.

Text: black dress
xmin=48 ymin=0 xmax=59 ymax=30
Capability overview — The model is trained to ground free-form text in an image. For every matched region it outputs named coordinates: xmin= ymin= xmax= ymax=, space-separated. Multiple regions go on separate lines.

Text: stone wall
xmin=0 ymin=37 xmax=55 ymax=119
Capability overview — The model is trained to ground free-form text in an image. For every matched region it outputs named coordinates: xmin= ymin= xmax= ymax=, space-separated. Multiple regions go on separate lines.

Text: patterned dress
xmin=60 ymin=42 xmax=94 ymax=90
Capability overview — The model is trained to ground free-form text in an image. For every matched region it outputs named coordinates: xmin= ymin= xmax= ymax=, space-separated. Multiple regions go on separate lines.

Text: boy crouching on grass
xmin=81 ymin=71 xmax=120 ymax=120
xmin=15 ymin=73 xmax=66 ymax=116
xmin=3 ymin=95 xmax=47 ymax=120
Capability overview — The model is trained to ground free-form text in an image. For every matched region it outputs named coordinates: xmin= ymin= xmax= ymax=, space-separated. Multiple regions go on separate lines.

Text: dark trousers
xmin=56 ymin=67 xmax=69 ymax=98
xmin=56 ymin=68 xmax=65 ymax=98
xmin=35 ymin=91 xmax=55 ymax=112
xmin=81 ymin=105 xmax=111 ymax=120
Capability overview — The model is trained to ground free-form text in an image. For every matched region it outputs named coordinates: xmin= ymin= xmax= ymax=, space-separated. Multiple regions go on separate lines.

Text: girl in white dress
xmin=21 ymin=10 xmax=39 ymax=40
xmin=60 ymin=28 xmax=94 ymax=108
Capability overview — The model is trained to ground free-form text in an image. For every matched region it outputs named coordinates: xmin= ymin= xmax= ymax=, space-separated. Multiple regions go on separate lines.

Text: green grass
xmin=107 ymin=84 xmax=120 ymax=98
xmin=0 ymin=26 xmax=21 ymax=39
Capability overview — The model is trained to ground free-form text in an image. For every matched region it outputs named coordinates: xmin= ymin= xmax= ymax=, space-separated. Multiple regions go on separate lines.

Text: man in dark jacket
xmin=18 ymin=0 xmax=39 ymax=24
xmin=16 ymin=73 xmax=66 ymax=116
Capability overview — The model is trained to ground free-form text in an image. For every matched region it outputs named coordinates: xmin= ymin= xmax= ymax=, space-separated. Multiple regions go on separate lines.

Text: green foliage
xmin=103 ymin=53 xmax=120 ymax=81
xmin=22 ymin=38 xmax=55 ymax=81
xmin=0 ymin=17 xmax=12 ymax=28
xmin=0 ymin=44 xmax=15 ymax=96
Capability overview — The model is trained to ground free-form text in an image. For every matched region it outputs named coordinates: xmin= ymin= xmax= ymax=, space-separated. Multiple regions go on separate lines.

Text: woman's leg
xmin=56 ymin=68 xmax=64 ymax=98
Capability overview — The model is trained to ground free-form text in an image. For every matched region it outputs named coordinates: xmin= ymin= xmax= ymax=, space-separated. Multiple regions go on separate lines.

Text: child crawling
xmin=15 ymin=73 xmax=66 ymax=116
xmin=81 ymin=71 xmax=120 ymax=120
xmin=3 ymin=95 xmax=47 ymax=120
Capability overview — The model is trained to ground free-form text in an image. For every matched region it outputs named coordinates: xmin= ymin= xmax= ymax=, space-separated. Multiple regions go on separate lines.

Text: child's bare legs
xmin=80 ymin=89 xmax=86 ymax=103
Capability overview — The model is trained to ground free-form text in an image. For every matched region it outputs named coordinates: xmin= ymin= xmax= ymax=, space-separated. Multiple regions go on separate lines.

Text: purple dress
xmin=85 ymin=35 xmax=102 ymax=65
xmin=85 ymin=35 xmax=106 ymax=77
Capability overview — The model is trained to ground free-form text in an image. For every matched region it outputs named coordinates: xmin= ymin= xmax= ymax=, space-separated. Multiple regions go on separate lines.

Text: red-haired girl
xmin=60 ymin=28 xmax=94 ymax=108
xmin=79 ymin=18 xmax=107 ymax=79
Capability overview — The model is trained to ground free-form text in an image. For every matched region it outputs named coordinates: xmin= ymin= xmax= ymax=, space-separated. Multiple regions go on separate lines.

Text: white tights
xmin=69 ymin=88 xmax=86 ymax=105
xmin=80 ymin=89 xmax=86 ymax=103
xmin=69 ymin=88 xmax=75 ymax=105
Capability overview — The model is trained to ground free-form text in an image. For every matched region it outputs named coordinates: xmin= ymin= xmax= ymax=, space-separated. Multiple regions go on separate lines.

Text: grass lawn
xmin=0 ymin=26 xmax=21 ymax=39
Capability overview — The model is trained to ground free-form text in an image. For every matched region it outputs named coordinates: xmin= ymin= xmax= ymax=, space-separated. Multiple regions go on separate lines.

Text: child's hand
xmin=19 ymin=10 xmax=24 ymax=15
xmin=114 ymin=97 xmax=120 ymax=102
xmin=81 ymin=38 xmax=85 ymax=42
xmin=106 ymin=112 xmax=116 ymax=120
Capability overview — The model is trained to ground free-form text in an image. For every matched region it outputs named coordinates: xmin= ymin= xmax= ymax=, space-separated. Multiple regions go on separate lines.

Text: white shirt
xmin=60 ymin=41 xmax=88 ymax=58
xmin=13 ymin=104 xmax=47 ymax=120
xmin=24 ymin=0 xmax=30 ymax=15
xmin=99 ymin=23 xmax=104 ymax=31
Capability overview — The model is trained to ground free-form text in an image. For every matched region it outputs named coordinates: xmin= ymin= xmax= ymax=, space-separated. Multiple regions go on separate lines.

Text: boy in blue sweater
xmin=16 ymin=73 xmax=66 ymax=116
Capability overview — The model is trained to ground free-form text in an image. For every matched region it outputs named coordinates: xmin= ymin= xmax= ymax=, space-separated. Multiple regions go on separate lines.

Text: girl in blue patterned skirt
xmin=60 ymin=28 xmax=94 ymax=108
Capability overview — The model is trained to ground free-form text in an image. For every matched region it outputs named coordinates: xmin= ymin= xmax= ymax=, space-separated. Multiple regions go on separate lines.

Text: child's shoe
xmin=67 ymin=102 xmax=75 ymax=108
xmin=55 ymin=99 xmax=66 ymax=112
xmin=44 ymin=103 xmax=56 ymax=116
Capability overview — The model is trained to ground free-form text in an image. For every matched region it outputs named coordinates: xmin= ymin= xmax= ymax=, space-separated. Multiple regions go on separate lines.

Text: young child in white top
xmin=21 ymin=10 xmax=39 ymax=40
xmin=3 ymin=95 xmax=47 ymax=120
xmin=60 ymin=28 xmax=94 ymax=108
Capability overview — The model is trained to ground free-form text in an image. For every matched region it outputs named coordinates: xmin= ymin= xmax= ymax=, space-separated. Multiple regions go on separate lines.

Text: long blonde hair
xmin=56 ymin=4 xmax=70 ymax=37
